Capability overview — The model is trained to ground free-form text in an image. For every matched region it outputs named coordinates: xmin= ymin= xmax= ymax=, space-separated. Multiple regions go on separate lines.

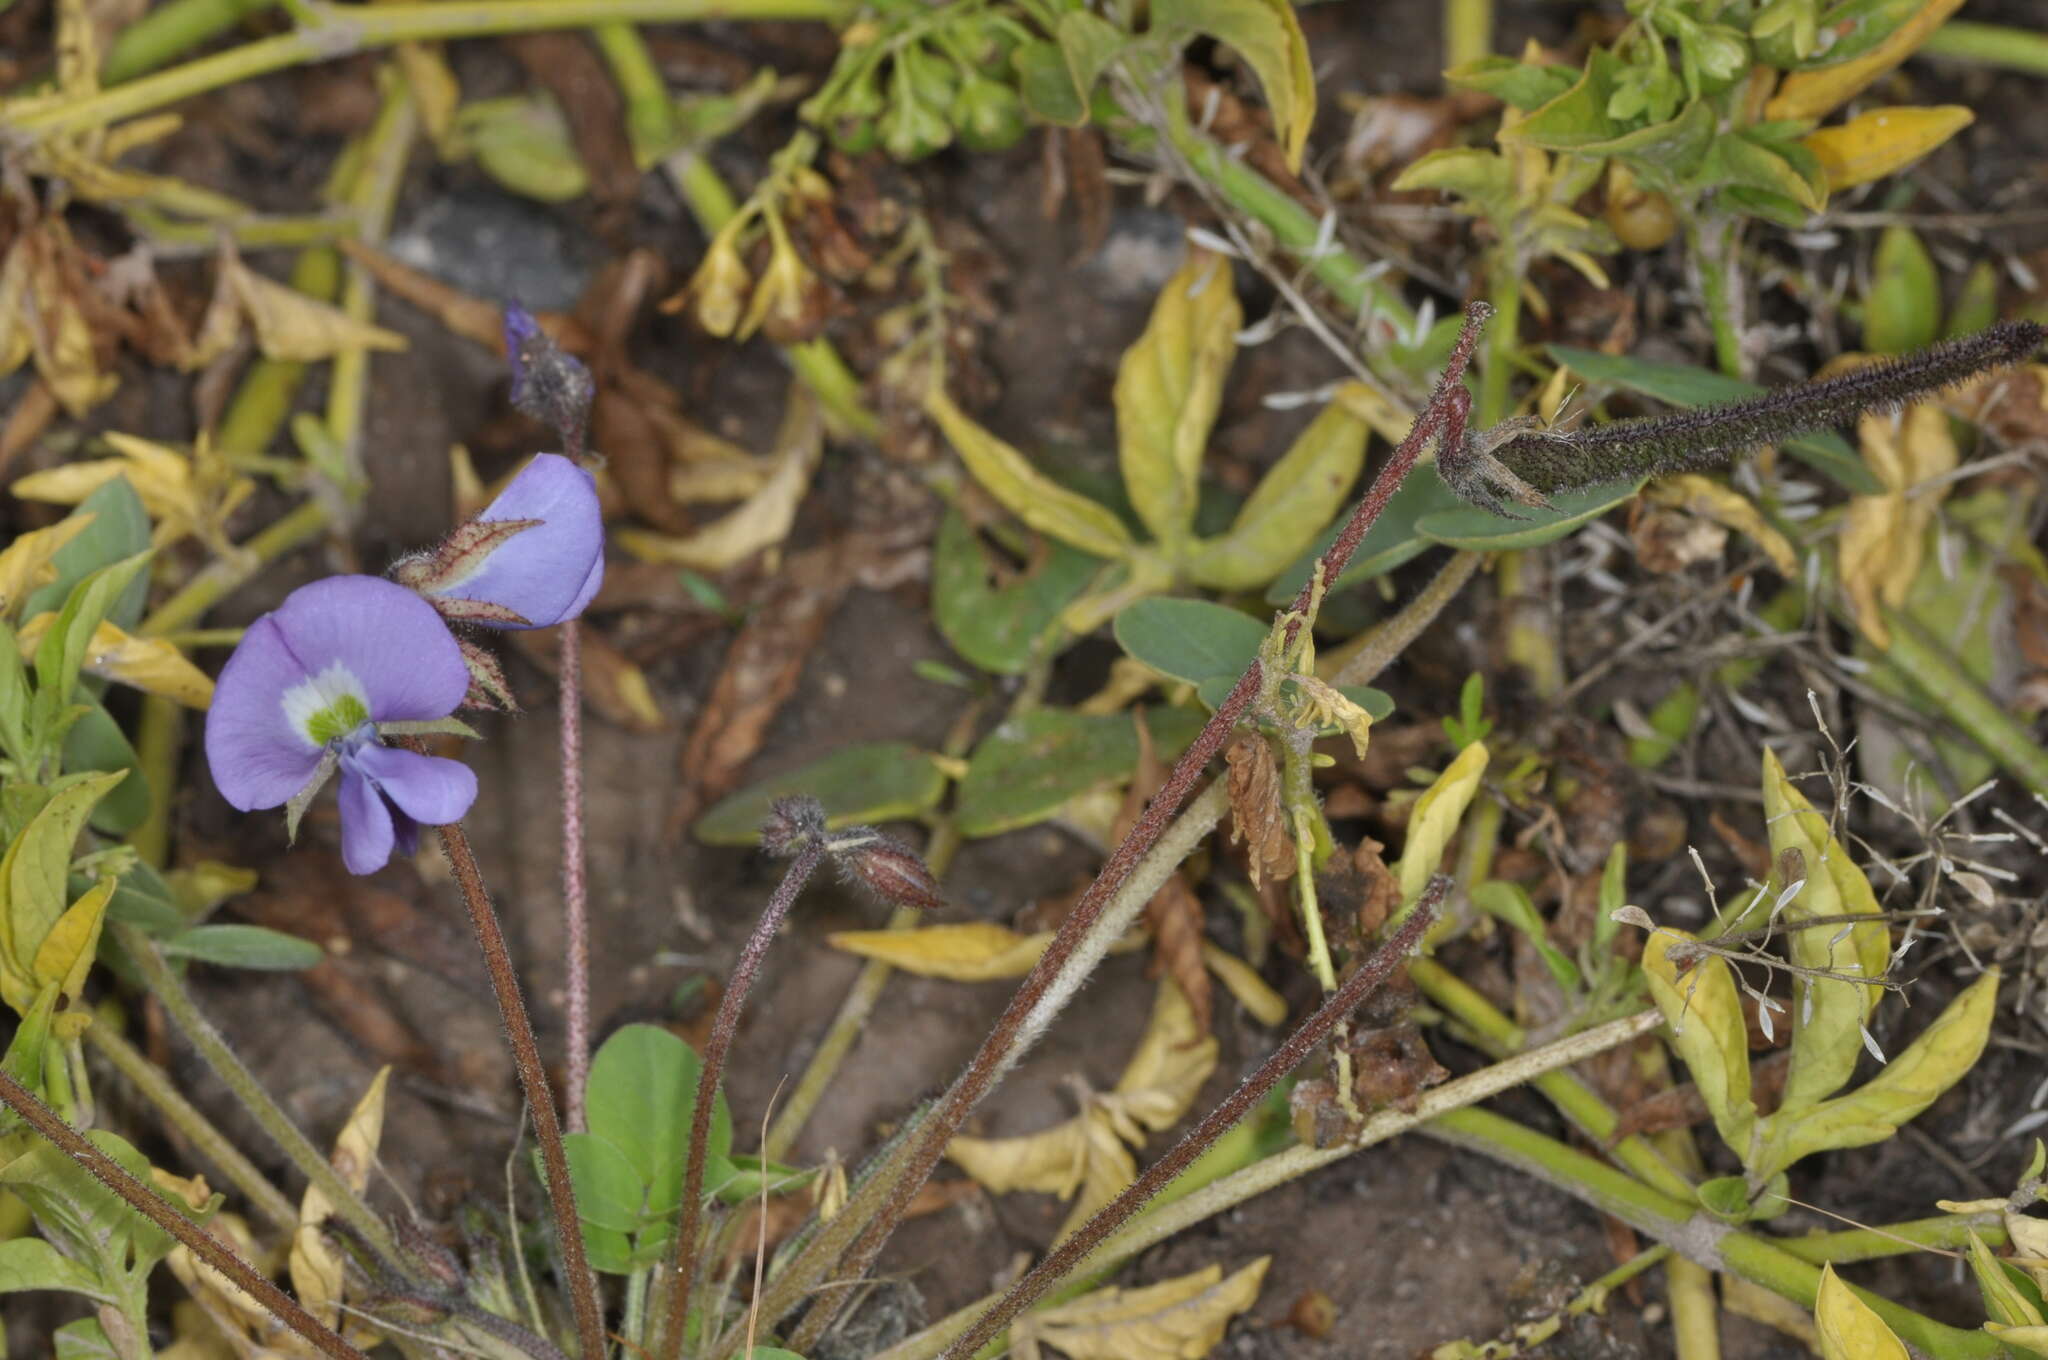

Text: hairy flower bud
xmin=760 ymin=795 xmax=828 ymax=856
xmin=826 ymin=826 xmax=946 ymax=911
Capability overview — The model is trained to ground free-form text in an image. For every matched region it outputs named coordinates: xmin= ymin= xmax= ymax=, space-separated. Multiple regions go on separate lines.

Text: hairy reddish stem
xmin=0 ymin=1068 xmax=368 ymax=1360
xmin=940 ymin=882 xmax=1443 ymax=1358
xmin=436 ymin=822 xmax=606 ymax=1360
xmin=786 ymin=302 xmax=1494 ymax=1347
xmin=657 ymin=840 xmax=829 ymax=1360
xmin=560 ymin=618 xmax=590 ymax=1134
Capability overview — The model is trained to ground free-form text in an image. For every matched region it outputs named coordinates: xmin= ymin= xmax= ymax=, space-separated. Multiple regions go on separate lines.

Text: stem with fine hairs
xmin=0 ymin=1067 xmax=368 ymax=1360
xmin=559 ymin=618 xmax=590 ymax=1134
xmin=435 ymin=822 xmax=606 ymax=1360
xmin=656 ymin=840 xmax=828 ymax=1360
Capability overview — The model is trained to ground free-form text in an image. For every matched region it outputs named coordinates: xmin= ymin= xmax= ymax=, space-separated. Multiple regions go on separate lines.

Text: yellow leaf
xmin=1763 ymin=970 xmax=1996 ymax=1174
xmin=1989 ymin=1323 xmax=2048 ymax=1358
xmin=219 ymin=238 xmax=407 ymax=362
xmin=1803 ymin=105 xmax=1973 ymax=192
xmin=1113 ymin=248 xmax=1241 ymax=551
xmin=1163 ymin=0 xmax=1315 ymax=170
xmin=1644 ymin=474 xmax=1796 ymax=575
xmin=1102 ymin=979 xmax=1218 ymax=1140
xmin=827 ymin=921 xmax=1054 ymax=980
xmin=0 ymin=238 xmax=32 ymax=376
xmin=615 ymin=386 xmax=822 ymax=570
xmin=291 ymin=1067 xmax=390 ymax=1334
xmin=21 ymin=224 xmax=118 ymax=416
xmin=949 ymin=1107 xmax=1135 ymax=1243
xmin=166 ymin=1203 xmax=287 ymax=1348
xmin=0 ymin=513 xmax=94 ymax=619
xmin=29 ymin=874 xmax=115 ymax=1006
xmin=927 ymin=388 xmax=1136 ymax=560
xmin=1201 ymin=943 xmax=1287 ymax=1025
xmin=1014 ymin=1256 xmax=1271 ymax=1360
xmin=1813 ymin=1262 xmax=1908 ymax=1360
xmin=1968 ymin=1227 xmax=2045 ymax=1328
xmin=1640 ymin=924 xmax=1756 ymax=1159
xmin=15 ymin=614 xmax=214 ymax=708
xmin=1394 ymin=741 xmax=1489 ymax=904
xmin=1760 ymin=747 xmax=1891 ymax=1115
xmin=1766 ymin=0 xmax=1966 ymax=120
xmin=396 ymin=43 xmax=463 ymax=151
xmin=12 ymin=431 xmax=253 ymax=552
xmin=1186 ymin=395 xmax=1367 ymax=589
xmin=1838 ymin=403 xmax=1957 ymax=648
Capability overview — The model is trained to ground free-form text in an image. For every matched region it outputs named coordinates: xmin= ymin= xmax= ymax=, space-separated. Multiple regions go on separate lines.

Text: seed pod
xmin=1604 ymin=162 xmax=1677 ymax=251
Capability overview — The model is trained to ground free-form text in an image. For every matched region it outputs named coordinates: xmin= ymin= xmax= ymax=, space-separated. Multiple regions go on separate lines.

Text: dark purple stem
xmin=560 ymin=618 xmax=590 ymax=1135
xmin=657 ymin=840 xmax=829 ymax=1360
xmin=0 ymin=1069 xmax=369 ymax=1360
xmin=787 ymin=302 xmax=1494 ymax=1346
xmin=939 ymin=882 xmax=1444 ymax=1358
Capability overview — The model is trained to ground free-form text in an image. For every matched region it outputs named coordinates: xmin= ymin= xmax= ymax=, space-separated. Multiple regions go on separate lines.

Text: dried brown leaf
xmin=1143 ymin=876 xmax=1213 ymax=1039
xmin=1224 ymin=733 xmax=1295 ymax=889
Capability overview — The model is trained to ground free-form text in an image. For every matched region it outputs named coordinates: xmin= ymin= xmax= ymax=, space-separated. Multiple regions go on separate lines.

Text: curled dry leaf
xmin=1224 ymin=733 xmax=1295 ymax=890
xmin=12 ymin=430 xmax=254 ymax=552
xmin=290 ymin=1067 xmax=391 ymax=1343
xmin=214 ymin=236 xmax=407 ymax=362
xmin=0 ymin=513 xmax=95 ymax=618
xmin=1640 ymin=474 xmax=1795 ymax=574
xmin=615 ymin=385 xmax=825 ymax=570
xmin=1839 ymin=403 xmax=1956 ymax=648
xmin=1012 ymin=1255 xmax=1272 ymax=1360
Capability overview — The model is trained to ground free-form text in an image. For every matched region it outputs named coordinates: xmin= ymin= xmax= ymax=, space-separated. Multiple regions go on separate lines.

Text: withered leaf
xmin=1224 ymin=733 xmax=1295 ymax=890
xmin=1013 ymin=1256 xmax=1271 ymax=1360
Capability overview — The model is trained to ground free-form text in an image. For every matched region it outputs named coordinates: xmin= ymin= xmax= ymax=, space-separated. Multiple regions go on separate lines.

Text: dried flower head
xmin=504 ymin=304 xmax=594 ymax=451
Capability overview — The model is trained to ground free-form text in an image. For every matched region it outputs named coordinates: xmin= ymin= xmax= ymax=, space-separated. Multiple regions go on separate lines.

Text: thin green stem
xmin=1776 ymin=1211 xmax=2007 ymax=1264
xmin=140 ymin=499 xmax=330 ymax=636
xmin=130 ymin=694 xmax=181 ymax=867
xmin=1444 ymin=0 xmax=1493 ymax=68
xmin=1687 ymin=214 xmax=1747 ymax=379
xmin=589 ymin=21 xmax=677 ymax=164
xmin=1919 ymin=20 xmax=2048 ymax=77
xmin=0 ymin=1068 xmax=368 ymax=1360
xmin=12 ymin=0 xmax=856 ymax=139
xmin=1871 ymin=604 xmax=2048 ymax=797
xmin=111 ymin=923 xmax=392 ymax=1250
xmin=85 ymin=1020 xmax=300 ymax=1234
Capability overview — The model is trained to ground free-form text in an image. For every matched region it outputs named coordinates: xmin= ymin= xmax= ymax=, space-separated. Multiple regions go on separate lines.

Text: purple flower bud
xmin=504 ymin=304 xmax=594 ymax=449
xmin=397 ymin=454 xmax=604 ymax=630
xmin=834 ymin=832 xmax=946 ymax=911
xmin=204 ymin=576 xmax=477 ymax=875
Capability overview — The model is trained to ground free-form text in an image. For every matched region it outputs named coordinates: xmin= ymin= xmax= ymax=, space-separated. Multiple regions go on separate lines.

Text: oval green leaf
xmin=1416 ymin=477 xmax=1644 ymax=550
xmin=1266 ymin=466 xmax=1466 ymax=603
xmin=693 ymin=742 xmax=948 ymax=846
xmin=157 ymin=925 xmax=323 ymax=971
xmin=933 ymin=509 xmax=1098 ymax=675
xmin=1113 ymin=597 xmax=1268 ymax=686
xmin=956 ymin=707 xmax=1204 ymax=838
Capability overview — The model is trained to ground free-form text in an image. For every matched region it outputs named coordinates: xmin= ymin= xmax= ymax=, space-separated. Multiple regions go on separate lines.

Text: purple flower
xmin=395 ymin=454 xmax=605 ymax=629
xmin=205 ymin=576 xmax=477 ymax=875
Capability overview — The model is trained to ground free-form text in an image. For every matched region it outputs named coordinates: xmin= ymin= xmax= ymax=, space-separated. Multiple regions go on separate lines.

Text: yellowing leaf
xmin=218 ymin=238 xmax=407 ymax=362
xmin=15 ymin=614 xmax=214 ymax=708
xmin=1987 ymin=1323 xmax=2048 ymax=1358
xmin=12 ymin=431 xmax=254 ymax=552
xmin=2007 ymin=1211 xmax=2048 ymax=1293
xmin=1643 ymin=475 xmax=1796 ymax=575
xmin=828 ymin=921 xmax=1054 ymax=980
xmin=1814 ymin=1262 xmax=1908 ymax=1360
xmin=1186 ymin=394 xmax=1367 ymax=589
xmin=1113 ymin=247 xmax=1241 ymax=551
xmin=0 ymin=513 xmax=94 ymax=619
xmin=1803 ymin=105 xmax=1973 ymax=192
xmin=16 ymin=224 xmax=118 ymax=416
xmin=1201 ymin=943 xmax=1287 ymax=1025
xmin=30 ymin=874 xmax=114 ymax=1007
xmin=1101 ymin=978 xmax=1219 ymax=1141
xmin=927 ymin=388 xmax=1135 ymax=561
xmin=291 ymin=1067 xmax=390 ymax=1337
xmin=1158 ymin=0 xmax=1315 ymax=169
xmin=1766 ymin=0 xmax=1967 ymax=121
xmin=1760 ymin=747 xmax=1891 ymax=1115
xmin=1967 ymin=1227 xmax=2045 ymax=1328
xmin=1013 ymin=1256 xmax=1271 ymax=1360
xmin=0 ymin=770 xmax=127 ymax=1015
xmin=1641 ymin=924 xmax=1756 ymax=1159
xmin=1394 ymin=742 xmax=1489 ymax=904
xmin=616 ymin=386 xmax=822 ymax=570
xmin=1762 ymin=970 xmax=1996 ymax=1176
xmin=1839 ymin=403 xmax=1957 ymax=648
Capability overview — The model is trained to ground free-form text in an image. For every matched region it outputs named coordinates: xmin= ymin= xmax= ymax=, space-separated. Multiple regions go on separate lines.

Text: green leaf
xmin=1416 ymin=478 xmax=1644 ymax=550
xmin=1112 ymin=247 xmax=1242 ymax=550
xmin=64 ymin=700 xmax=149 ymax=836
xmin=453 ymin=93 xmax=590 ymax=202
xmin=1545 ymin=345 xmax=1885 ymax=494
xmin=1864 ymin=225 xmax=1939 ymax=355
xmin=157 ymin=924 xmax=324 ymax=971
xmin=933 ymin=509 xmax=1099 ymax=675
xmin=1505 ymin=47 xmax=1623 ymax=149
xmin=561 ymin=1132 xmax=648 ymax=1235
xmin=0 ymin=1130 xmax=209 ymax=1288
xmin=1016 ymin=40 xmax=1087 ymax=126
xmin=1152 ymin=0 xmax=1316 ymax=169
xmin=93 ymin=861 xmax=186 ymax=933
xmin=956 ymin=707 xmax=1204 ymax=838
xmin=1945 ymin=260 xmax=2000 ymax=340
xmin=1576 ymin=97 xmax=1717 ymax=184
xmin=1445 ymin=55 xmax=1581 ymax=111
xmin=33 ymin=554 xmax=152 ymax=743
xmin=1390 ymin=148 xmax=1515 ymax=224
xmin=1641 ymin=925 xmax=1757 ymax=1159
xmin=53 ymin=1319 xmax=123 ymax=1360
xmin=1185 ymin=400 xmax=1368 ymax=590
xmin=1698 ymin=126 xmax=1828 ymax=216
xmin=1113 ymin=597 xmax=1269 ymax=687
xmin=693 ymin=742 xmax=949 ymax=847
xmin=714 ymin=1153 xmax=816 ymax=1205
xmin=1470 ymin=880 xmax=1582 ymax=992
xmin=0 ymin=1237 xmax=106 ymax=1299
xmin=1055 ymin=11 xmax=1127 ymax=112
xmin=22 ymin=478 xmax=151 ymax=625
xmin=582 ymin=1024 xmax=734 ymax=1221
xmin=0 ymin=770 xmax=126 ymax=1013
xmin=927 ymin=390 xmax=1135 ymax=560
xmin=1967 ymin=1228 xmax=2047 ymax=1328
xmin=1265 ymin=466 xmax=1466 ymax=603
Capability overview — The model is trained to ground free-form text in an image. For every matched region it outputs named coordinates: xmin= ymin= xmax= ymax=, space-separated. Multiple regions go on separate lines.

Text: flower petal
xmin=447 ymin=454 xmax=604 ymax=629
xmin=337 ymin=766 xmax=397 ymax=875
xmin=266 ymin=576 xmax=468 ymax=722
xmin=204 ymin=614 xmax=326 ymax=810
xmin=349 ymin=743 xmax=477 ymax=828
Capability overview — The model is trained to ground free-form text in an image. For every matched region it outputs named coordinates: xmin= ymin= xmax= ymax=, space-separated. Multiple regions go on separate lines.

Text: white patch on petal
xmin=280 ymin=661 xmax=372 ymax=749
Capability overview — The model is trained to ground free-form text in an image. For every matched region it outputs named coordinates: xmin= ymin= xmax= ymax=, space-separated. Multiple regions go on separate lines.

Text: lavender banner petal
xmin=444 ymin=454 xmax=604 ymax=629
xmin=268 ymin=576 xmax=469 ymax=720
